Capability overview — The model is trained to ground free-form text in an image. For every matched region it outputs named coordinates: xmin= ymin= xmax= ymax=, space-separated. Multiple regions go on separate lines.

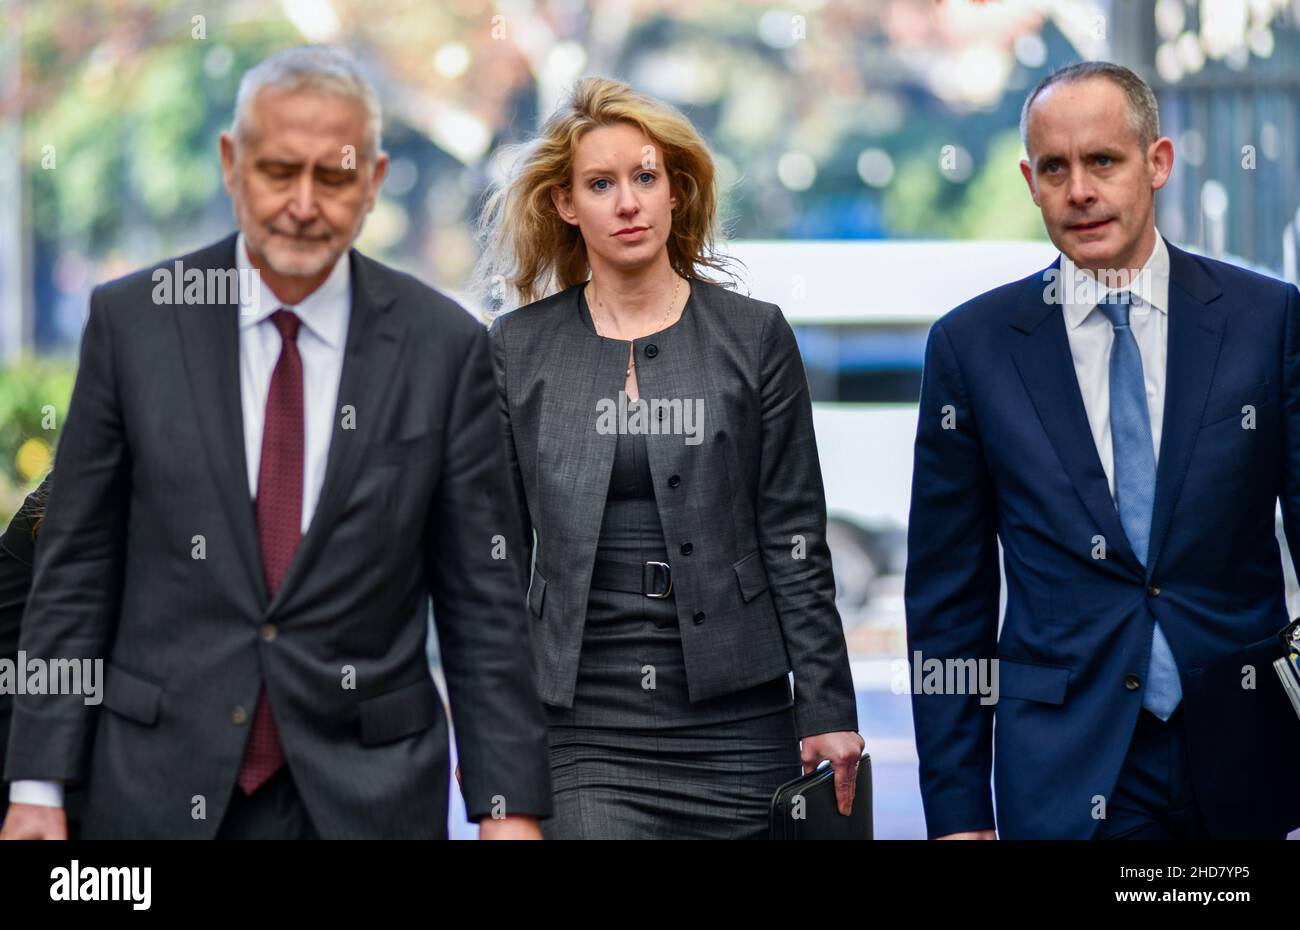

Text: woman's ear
xmin=551 ymin=185 xmax=579 ymax=226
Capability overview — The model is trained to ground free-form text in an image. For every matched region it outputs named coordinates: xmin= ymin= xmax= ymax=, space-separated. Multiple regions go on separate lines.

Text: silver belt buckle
xmin=643 ymin=561 xmax=672 ymax=598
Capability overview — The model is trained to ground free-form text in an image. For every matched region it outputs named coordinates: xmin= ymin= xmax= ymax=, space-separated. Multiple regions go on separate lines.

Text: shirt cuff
xmin=9 ymin=780 xmax=64 ymax=808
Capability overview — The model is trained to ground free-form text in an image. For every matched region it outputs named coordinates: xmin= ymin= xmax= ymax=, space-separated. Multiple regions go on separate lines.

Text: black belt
xmin=589 ymin=558 xmax=673 ymax=598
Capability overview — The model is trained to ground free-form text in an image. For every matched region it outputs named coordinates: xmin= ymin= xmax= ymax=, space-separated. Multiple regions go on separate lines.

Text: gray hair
xmin=232 ymin=46 xmax=383 ymax=158
xmin=1019 ymin=61 xmax=1159 ymax=157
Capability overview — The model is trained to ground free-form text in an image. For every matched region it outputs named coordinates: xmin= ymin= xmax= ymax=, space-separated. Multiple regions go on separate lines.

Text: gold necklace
xmin=589 ymin=275 xmax=682 ymax=378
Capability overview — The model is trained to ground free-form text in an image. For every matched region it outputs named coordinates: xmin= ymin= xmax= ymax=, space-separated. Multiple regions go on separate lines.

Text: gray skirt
xmin=542 ymin=581 xmax=800 ymax=839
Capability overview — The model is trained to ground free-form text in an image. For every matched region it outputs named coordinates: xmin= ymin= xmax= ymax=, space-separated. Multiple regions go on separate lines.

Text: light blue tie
xmin=1097 ymin=296 xmax=1182 ymax=720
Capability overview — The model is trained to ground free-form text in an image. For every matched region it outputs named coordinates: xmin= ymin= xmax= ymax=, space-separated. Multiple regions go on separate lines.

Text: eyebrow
xmin=576 ymin=164 xmax=655 ymax=178
xmin=1036 ymin=147 xmax=1125 ymax=164
xmin=254 ymin=158 xmax=353 ymax=172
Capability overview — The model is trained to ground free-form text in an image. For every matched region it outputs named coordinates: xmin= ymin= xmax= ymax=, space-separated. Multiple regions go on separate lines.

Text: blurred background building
xmin=2 ymin=0 xmax=1298 ymax=837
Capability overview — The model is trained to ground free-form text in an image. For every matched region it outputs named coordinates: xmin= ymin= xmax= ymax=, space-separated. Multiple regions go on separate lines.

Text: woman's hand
xmin=800 ymin=731 xmax=866 ymax=815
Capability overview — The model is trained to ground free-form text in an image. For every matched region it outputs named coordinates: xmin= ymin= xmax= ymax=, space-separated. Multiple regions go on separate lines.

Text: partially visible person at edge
xmin=0 ymin=478 xmax=84 ymax=838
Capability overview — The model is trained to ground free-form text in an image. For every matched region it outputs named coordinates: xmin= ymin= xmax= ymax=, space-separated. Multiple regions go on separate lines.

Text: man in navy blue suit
xmin=906 ymin=61 xmax=1300 ymax=839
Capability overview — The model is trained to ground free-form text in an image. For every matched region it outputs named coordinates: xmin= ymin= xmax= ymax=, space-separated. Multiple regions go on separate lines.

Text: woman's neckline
xmin=578 ymin=276 xmax=695 ymax=342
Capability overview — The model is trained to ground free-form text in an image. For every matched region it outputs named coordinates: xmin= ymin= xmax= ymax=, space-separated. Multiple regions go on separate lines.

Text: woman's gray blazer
xmin=487 ymin=277 xmax=857 ymax=738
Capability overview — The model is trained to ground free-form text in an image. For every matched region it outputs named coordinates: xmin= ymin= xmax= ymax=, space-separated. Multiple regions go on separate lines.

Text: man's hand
xmin=936 ymin=830 xmax=997 ymax=840
xmin=0 ymin=804 xmax=68 ymax=840
xmin=478 ymin=814 xmax=542 ymax=840
xmin=800 ymin=730 xmax=866 ymax=816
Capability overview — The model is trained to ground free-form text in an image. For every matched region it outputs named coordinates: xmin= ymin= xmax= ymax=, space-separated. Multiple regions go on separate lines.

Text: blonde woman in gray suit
xmin=478 ymin=77 xmax=863 ymax=839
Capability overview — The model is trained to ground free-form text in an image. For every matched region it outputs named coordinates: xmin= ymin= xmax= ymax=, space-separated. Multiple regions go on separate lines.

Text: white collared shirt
xmin=1059 ymin=230 xmax=1171 ymax=501
xmin=10 ymin=234 xmax=351 ymax=810
xmin=237 ymin=232 xmax=351 ymax=534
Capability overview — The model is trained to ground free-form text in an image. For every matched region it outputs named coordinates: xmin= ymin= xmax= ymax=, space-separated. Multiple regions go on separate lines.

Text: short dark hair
xmin=1020 ymin=61 xmax=1160 ymax=156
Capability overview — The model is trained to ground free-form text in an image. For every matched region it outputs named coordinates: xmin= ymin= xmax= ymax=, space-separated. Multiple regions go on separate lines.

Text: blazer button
xmin=1147 ymin=584 xmax=1161 ymax=596
xmin=231 ymin=705 xmax=248 ymax=725
xmin=668 ymin=475 xmax=681 ymax=488
xmin=693 ymin=611 xmax=706 ymax=625
xmin=1124 ymin=674 xmax=1141 ymax=691
xmin=260 ymin=623 xmax=278 ymax=643
xmin=680 ymin=542 xmax=693 ymax=555
xmin=645 ymin=343 xmax=659 ymax=358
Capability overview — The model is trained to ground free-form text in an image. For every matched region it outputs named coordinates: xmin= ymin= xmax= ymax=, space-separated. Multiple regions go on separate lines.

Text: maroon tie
xmin=237 ymin=309 xmax=303 ymax=795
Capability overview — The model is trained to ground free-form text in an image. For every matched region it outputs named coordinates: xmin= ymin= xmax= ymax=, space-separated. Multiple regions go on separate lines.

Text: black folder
xmin=769 ymin=752 xmax=872 ymax=840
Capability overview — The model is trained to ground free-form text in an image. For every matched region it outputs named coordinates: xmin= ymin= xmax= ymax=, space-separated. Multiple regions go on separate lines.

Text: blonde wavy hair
xmin=474 ymin=76 xmax=739 ymax=312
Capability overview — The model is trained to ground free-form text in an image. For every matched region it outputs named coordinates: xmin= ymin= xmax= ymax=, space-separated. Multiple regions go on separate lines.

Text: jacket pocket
xmin=733 ymin=549 xmax=770 ymax=603
xmin=101 ymin=663 xmax=163 ymax=726
xmin=995 ymin=658 xmax=1071 ymax=705
xmin=1201 ymin=379 xmax=1271 ymax=428
xmin=528 ymin=570 xmax=548 ymax=618
xmin=359 ymin=677 xmax=444 ymax=746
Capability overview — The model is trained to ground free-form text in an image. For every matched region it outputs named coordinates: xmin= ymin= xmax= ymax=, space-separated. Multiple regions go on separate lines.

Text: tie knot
xmin=1096 ymin=298 xmax=1132 ymax=330
xmin=270 ymin=308 xmax=301 ymax=343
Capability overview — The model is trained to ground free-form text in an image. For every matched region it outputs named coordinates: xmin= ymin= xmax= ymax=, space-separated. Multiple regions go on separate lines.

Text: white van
xmin=722 ymin=240 xmax=1058 ymax=648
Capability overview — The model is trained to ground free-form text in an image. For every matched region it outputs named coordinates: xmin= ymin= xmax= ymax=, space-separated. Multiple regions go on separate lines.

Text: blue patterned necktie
xmin=1097 ymin=296 xmax=1182 ymax=720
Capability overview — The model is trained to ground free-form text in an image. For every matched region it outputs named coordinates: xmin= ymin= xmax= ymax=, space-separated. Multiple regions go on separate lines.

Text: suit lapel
xmin=173 ymin=234 xmax=268 ymax=604
xmin=1009 ymin=263 xmax=1143 ymax=577
xmin=1145 ymin=242 xmax=1226 ymax=577
xmin=265 ymin=249 xmax=404 ymax=616
xmin=537 ymin=287 xmax=632 ymax=556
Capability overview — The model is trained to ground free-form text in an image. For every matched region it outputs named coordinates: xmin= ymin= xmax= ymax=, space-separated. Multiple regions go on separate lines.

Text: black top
xmin=596 ymin=414 xmax=668 ymax=562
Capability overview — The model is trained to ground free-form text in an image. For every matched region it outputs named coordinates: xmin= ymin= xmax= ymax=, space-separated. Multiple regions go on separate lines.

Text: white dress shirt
xmin=10 ymin=234 xmax=352 ymax=810
xmin=237 ymin=233 xmax=351 ymax=534
xmin=1060 ymin=230 xmax=1171 ymax=501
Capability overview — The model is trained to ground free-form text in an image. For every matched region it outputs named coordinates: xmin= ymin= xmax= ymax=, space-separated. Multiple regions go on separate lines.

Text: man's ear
xmin=365 ymin=151 xmax=390 ymax=212
xmin=551 ymin=185 xmax=579 ymax=226
xmin=1148 ymin=137 xmax=1174 ymax=192
xmin=219 ymin=132 xmax=237 ymax=196
xmin=1019 ymin=158 xmax=1040 ymax=207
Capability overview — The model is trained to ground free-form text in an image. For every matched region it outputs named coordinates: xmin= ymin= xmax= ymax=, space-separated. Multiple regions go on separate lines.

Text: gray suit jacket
xmin=488 ymin=278 xmax=857 ymax=738
xmin=4 ymin=234 xmax=552 ymax=838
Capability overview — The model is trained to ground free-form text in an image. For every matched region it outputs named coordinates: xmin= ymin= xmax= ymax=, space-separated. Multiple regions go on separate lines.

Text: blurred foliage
xmin=0 ymin=358 xmax=75 ymax=520
xmin=17 ymin=4 xmax=300 ymax=256
xmin=5 ymin=0 xmax=1065 ymax=297
xmin=884 ymin=131 xmax=1047 ymax=241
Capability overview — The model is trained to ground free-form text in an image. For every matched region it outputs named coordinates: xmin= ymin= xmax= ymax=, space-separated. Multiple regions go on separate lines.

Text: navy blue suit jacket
xmin=906 ymin=239 xmax=1300 ymax=839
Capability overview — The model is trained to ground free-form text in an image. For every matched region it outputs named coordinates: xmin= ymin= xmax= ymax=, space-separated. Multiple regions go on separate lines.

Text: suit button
xmin=680 ymin=542 xmax=693 ymax=555
xmin=1124 ymin=674 xmax=1141 ymax=691
xmin=668 ymin=475 xmax=681 ymax=488
xmin=1147 ymin=585 xmax=1161 ymax=596
xmin=693 ymin=611 xmax=706 ymax=625
xmin=259 ymin=623 xmax=278 ymax=643
xmin=232 ymin=705 xmax=248 ymax=725
xmin=645 ymin=344 xmax=659 ymax=358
